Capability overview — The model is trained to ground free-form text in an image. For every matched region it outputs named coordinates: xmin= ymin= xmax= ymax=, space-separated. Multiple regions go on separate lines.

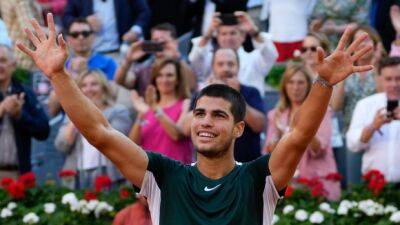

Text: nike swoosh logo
xmin=204 ymin=184 xmax=221 ymax=192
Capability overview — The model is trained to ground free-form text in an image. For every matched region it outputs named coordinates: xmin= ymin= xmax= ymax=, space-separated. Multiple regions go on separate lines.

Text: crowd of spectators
xmin=1 ymin=0 xmax=400 ymax=209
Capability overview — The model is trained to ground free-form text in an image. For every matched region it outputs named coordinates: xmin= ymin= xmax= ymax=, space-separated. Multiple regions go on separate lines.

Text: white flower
xmin=62 ymin=192 xmax=78 ymax=206
xmin=77 ymin=200 xmax=88 ymax=214
xmin=337 ymin=205 xmax=349 ymax=215
xmin=295 ymin=209 xmax=308 ymax=221
xmin=272 ymin=214 xmax=279 ymax=225
xmin=358 ymin=200 xmax=384 ymax=216
xmin=319 ymin=202 xmax=335 ymax=214
xmin=44 ymin=203 xmax=56 ymax=214
xmin=7 ymin=202 xmax=17 ymax=210
xmin=390 ymin=211 xmax=400 ymax=223
xmin=309 ymin=211 xmax=324 ymax=224
xmin=283 ymin=205 xmax=295 ymax=214
xmin=22 ymin=212 xmax=40 ymax=224
xmin=87 ymin=200 xmax=99 ymax=211
xmin=1 ymin=208 xmax=12 ymax=218
xmin=94 ymin=202 xmax=114 ymax=218
xmin=385 ymin=205 xmax=398 ymax=214
xmin=337 ymin=200 xmax=357 ymax=215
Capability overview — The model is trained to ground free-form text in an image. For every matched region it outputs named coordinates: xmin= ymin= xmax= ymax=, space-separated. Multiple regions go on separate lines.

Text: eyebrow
xmin=193 ymin=108 xmax=230 ymax=117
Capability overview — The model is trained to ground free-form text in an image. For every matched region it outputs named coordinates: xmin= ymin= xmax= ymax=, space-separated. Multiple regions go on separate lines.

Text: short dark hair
xmin=194 ymin=84 xmax=246 ymax=123
xmin=67 ymin=18 xmax=92 ymax=33
xmin=378 ymin=57 xmax=400 ymax=74
xmin=151 ymin=23 xmax=177 ymax=39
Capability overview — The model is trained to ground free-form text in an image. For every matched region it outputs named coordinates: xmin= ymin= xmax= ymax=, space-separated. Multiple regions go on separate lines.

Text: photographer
xmin=114 ymin=23 xmax=197 ymax=96
xmin=188 ymin=11 xmax=278 ymax=96
xmin=347 ymin=57 xmax=400 ymax=183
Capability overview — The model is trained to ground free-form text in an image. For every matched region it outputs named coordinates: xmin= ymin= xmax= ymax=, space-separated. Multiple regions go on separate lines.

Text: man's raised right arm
xmin=18 ymin=13 xmax=148 ymax=188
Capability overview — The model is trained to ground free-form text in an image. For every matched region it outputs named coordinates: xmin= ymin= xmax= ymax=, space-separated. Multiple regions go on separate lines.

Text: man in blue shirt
xmin=65 ymin=18 xmax=117 ymax=80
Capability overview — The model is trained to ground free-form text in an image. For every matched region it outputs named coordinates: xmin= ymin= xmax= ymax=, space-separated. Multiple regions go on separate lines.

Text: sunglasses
xmin=300 ymin=46 xmax=318 ymax=53
xmin=68 ymin=30 xmax=93 ymax=38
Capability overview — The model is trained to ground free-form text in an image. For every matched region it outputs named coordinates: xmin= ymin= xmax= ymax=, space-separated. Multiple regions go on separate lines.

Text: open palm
xmin=17 ymin=13 xmax=68 ymax=77
xmin=315 ymin=27 xmax=373 ymax=85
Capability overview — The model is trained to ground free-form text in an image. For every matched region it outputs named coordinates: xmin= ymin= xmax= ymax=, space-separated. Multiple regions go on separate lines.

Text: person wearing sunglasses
xmin=65 ymin=18 xmax=117 ymax=81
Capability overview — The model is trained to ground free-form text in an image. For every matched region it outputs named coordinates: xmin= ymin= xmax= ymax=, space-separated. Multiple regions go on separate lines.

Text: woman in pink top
xmin=129 ymin=58 xmax=192 ymax=163
xmin=263 ymin=64 xmax=341 ymax=201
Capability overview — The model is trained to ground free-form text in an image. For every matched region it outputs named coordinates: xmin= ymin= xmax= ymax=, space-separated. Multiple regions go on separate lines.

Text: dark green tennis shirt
xmin=140 ymin=152 xmax=282 ymax=225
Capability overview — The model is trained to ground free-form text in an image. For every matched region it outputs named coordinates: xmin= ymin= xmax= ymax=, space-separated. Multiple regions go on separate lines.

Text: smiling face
xmin=155 ymin=63 xmax=178 ymax=96
xmin=380 ymin=65 xmax=400 ymax=100
xmin=191 ymin=96 xmax=244 ymax=158
xmin=285 ymin=71 xmax=309 ymax=105
xmin=80 ymin=73 xmax=104 ymax=104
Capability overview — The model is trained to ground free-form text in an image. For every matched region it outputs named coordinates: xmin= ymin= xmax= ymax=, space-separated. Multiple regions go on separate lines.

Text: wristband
xmin=313 ymin=76 xmax=333 ymax=88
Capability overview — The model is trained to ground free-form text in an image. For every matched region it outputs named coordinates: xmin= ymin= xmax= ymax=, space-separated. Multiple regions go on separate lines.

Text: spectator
xmin=189 ymin=11 xmax=277 ymax=95
xmin=346 ymin=57 xmax=400 ymax=183
xmin=184 ymin=48 xmax=265 ymax=162
xmin=129 ymin=58 xmax=192 ymax=164
xmin=0 ymin=0 xmax=43 ymax=71
xmin=114 ymin=23 xmax=197 ymax=96
xmin=55 ymin=70 xmax=132 ymax=188
xmin=36 ymin=0 xmax=67 ymax=18
xmin=331 ymin=25 xmax=383 ymax=134
xmin=310 ymin=0 xmax=370 ymax=48
xmin=370 ymin=0 xmax=396 ymax=53
xmin=62 ymin=0 xmax=151 ymax=58
xmin=0 ymin=45 xmax=50 ymax=179
xmin=260 ymin=0 xmax=316 ymax=62
xmin=112 ymin=194 xmax=151 ymax=225
xmin=263 ymin=64 xmax=340 ymax=201
xmin=65 ymin=18 xmax=117 ymax=80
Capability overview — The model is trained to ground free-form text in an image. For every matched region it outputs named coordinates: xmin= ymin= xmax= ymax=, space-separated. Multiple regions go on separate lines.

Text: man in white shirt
xmin=189 ymin=11 xmax=278 ymax=96
xmin=347 ymin=57 xmax=400 ymax=183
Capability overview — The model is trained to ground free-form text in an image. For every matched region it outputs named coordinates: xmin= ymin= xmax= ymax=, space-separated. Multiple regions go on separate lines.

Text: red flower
xmin=1 ymin=177 xmax=14 ymax=190
xmin=325 ymin=173 xmax=342 ymax=182
xmin=7 ymin=181 xmax=26 ymax=199
xmin=19 ymin=172 xmax=35 ymax=189
xmin=363 ymin=169 xmax=386 ymax=195
xmin=284 ymin=185 xmax=294 ymax=198
xmin=84 ymin=190 xmax=97 ymax=201
xmin=59 ymin=170 xmax=77 ymax=178
xmin=297 ymin=177 xmax=310 ymax=186
xmin=94 ymin=175 xmax=112 ymax=193
xmin=120 ymin=188 xmax=131 ymax=199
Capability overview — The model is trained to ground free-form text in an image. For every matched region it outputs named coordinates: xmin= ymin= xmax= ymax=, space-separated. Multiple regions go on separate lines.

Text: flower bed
xmin=274 ymin=170 xmax=400 ymax=224
xmin=0 ymin=172 xmax=136 ymax=225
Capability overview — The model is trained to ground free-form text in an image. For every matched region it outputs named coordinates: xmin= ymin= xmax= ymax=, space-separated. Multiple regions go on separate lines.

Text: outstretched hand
xmin=17 ymin=13 xmax=68 ymax=78
xmin=315 ymin=27 xmax=374 ymax=86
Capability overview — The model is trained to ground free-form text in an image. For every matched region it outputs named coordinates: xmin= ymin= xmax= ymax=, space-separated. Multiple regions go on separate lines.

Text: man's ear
xmin=233 ymin=121 xmax=245 ymax=138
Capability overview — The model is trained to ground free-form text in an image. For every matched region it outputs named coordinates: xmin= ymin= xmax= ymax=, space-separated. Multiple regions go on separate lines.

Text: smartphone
xmin=141 ymin=41 xmax=164 ymax=53
xmin=387 ymin=99 xmax=399 ymax=119
xmin=219 ymin=14 xmax=238 ymax=25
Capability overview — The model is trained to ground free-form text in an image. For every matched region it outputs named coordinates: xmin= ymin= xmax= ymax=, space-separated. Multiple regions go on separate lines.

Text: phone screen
xmin=141 ymin=41 xmax=164 ymax=53
xmin=219 ymin=14 xmax=238 ymax=25
xmin=387 ymin=99 xmax=399 ymax=119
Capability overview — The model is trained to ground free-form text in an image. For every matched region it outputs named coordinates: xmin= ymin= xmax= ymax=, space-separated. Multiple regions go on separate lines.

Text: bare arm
xmin=330 ymin=81 xmax=345 ymax=111
xmin=18 ymin=14 xmax=148 ymax=188
xmin=155 ymin=99 xmax=190 ymax=141
xmin=269 ymin=27 xmax=374 ymax=191
xmin=244 ymin=104 xmax=265 ymax=133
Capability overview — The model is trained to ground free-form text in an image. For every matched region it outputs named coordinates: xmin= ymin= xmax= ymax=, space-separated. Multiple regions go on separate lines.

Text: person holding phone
xmin=114 ymin=23 xmax=197 ymax=97
xmin=347 ymin=57 xmax=400 ymax=184
xmin=189 ymin=11 xmax=278 ymax=96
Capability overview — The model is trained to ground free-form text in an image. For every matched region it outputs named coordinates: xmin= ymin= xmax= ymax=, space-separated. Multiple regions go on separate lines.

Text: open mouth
xmin=197 ymin=131 xmax=217 ymax=138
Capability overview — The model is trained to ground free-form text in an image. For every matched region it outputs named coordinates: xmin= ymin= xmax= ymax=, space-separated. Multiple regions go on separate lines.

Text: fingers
xmin=351 ymin=45 xmax=373 ymax=62
xmin=58 ymin=34 xmax=67 ymax=51
xmin=18 ymin=93 xmax=25 ymax=101
xmin=47 ymin=13 xmax=56 ymax=43
xmin=336 ymin=26 xmax=353 ymax=51
xmin=16 ymin=43 xmax=34 ymax=58
xmin=316 ymin=47 xmax=325 ymax=64
xmin=347 ymin=32 xmax=368 ymax=54
xmin=30 ymin=19 xmax=47 ymax=42
xmin=353 ymin=65 xmax=374 ymax=73
xmin=24 ymin=28 xmax=40 ymax=47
